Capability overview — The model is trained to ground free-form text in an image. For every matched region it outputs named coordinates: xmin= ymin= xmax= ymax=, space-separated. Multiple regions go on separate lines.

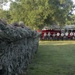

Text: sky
xmin=3 ymin=0 xmax=15 ymax=10
xmin=72 ymin=0 xmax=75 ymax=14
xmin=3 ymin=2 xmax=10 ymax=10
xmin=72 ymin=0 xmax=75 ymax=4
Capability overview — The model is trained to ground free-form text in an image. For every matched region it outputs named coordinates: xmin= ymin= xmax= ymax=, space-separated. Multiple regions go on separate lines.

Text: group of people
xmin=42 ymin=31 xmax=75 ymax=40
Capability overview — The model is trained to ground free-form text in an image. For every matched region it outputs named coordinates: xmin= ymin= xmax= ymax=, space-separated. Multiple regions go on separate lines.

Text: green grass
xmin=27 ymin=41 xmax=75 ymax=75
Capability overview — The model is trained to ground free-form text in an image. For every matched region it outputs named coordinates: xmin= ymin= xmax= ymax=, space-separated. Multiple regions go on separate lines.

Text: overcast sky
xmin=72 ymin=0 xmax=75 ymax=4
xmin=72 ymin=0 xmax=75 ymax=14
xmin=3 ymin=2 xmax=10 ymax=10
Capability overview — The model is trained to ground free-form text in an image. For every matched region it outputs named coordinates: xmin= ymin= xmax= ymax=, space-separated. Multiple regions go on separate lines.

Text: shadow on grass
xmin=27 ymin=43 xmax=75 ymax=75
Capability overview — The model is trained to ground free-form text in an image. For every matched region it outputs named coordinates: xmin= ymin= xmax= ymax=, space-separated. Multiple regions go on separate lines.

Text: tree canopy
xmin=0 ymin=0 xmax=75 ymax=29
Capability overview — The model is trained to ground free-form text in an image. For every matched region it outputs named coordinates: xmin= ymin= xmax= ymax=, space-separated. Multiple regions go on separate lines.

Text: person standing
xmin=61 ymin=32 xmax=64 ymax=40
xmin=65 ymin=31 xmax=68 ymax=40
xmin=47 ymin=32 xmax=51 ymax=40
xmin=56 ymin=32 xmax=60 ymax=40
xmin=70 ymin=31 xmax=73 ymax=40
xmin=44 ymin=32 xmax=47 ymax=40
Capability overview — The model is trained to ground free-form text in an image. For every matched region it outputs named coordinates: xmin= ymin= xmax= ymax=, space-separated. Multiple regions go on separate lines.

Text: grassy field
xmin=27 ymin=41 xmax=75 ymax=75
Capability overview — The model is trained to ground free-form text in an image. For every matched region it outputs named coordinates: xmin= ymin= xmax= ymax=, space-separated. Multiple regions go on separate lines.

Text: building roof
xmin=42 ymin=25 xmax=60 ymax=30
xmin=63 ymin=25 xmax=75 ymax=29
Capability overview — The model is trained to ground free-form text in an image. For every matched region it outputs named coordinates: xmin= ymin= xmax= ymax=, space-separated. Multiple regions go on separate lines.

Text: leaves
xmin=0 ymin=0 xmax=74 ymax=29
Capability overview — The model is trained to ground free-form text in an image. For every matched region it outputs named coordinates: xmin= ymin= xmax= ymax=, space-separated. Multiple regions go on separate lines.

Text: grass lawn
xmin=27 ymin=41 xmax=75 ymax=75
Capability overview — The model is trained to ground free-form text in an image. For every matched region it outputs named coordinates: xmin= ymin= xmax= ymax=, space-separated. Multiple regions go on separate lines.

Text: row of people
xmin=42 ymin=32 xmax=75 ymax=40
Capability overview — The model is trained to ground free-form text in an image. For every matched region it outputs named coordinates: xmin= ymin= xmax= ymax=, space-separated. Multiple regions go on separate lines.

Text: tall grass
xmin=27 ymin=41 xmax=75 ymax=75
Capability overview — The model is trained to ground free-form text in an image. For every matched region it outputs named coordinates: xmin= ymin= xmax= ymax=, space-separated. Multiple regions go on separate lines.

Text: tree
xmin=1 ymin=0 xmax=74 ymax=29
xmin=47 ymin=0 xmax=74 ymax=26
xmin=0 ymin=9 xmax=11 ymax=23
